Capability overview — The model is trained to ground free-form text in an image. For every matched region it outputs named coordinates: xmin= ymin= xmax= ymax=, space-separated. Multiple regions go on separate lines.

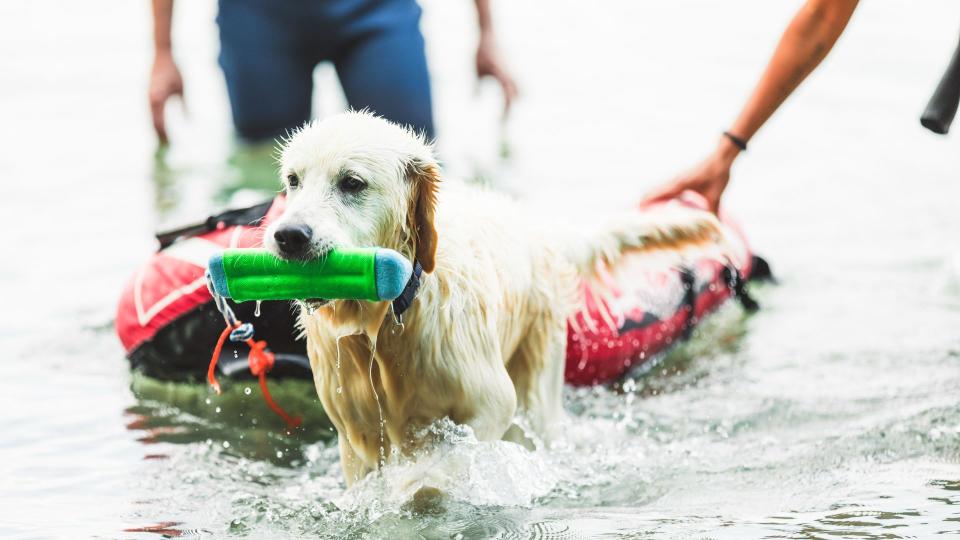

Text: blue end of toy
xmin=374 ymin=249 xmax=414 ymax=301
xmin=207 ymin=253 xmax=230 ymax=298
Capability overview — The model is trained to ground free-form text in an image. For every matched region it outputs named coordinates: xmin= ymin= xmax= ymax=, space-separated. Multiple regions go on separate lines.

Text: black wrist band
xmin=723 ymin=131 xmax=748 ymax=152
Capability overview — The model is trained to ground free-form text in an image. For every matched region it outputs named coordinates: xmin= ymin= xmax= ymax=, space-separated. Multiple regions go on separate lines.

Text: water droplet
xmin=215 ymin=406 xmax=222 ymax=413
xmin=336 ymin=386 xmax=342 ymax=394
xmin=233 ymin=349 xmax=238 ymax=359
xmin=222 ymin=441 xmax=230 ymax=448
xmin=243 ymin=387 xmax=252 ymax=395
xmin=276 ymin=451 xmax=283 ymax=459
xmin=205 ymin=398 xmax=211 ymax=405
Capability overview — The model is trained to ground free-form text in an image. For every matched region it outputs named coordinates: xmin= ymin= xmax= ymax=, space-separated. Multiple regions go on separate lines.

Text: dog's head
xmin=265 ymin=111 xmax=440 ymax=273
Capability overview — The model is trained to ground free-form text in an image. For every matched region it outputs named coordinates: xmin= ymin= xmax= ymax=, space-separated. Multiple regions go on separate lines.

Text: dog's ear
xmin=406 ymin=159 xmax=440 ymax=273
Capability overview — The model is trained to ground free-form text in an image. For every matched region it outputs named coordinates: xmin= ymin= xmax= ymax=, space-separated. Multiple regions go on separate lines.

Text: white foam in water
xmin=336 ymin=418 xmax=557 ymax=512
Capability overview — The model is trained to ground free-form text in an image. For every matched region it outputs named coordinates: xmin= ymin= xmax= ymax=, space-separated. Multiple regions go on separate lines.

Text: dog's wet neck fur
xmin=308 ymin=233 xmax=422 ymax=353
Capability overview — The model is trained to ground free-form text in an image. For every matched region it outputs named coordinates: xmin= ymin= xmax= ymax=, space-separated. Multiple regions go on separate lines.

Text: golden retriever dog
xmin=264 ymin=111 xmax=725 ymax=487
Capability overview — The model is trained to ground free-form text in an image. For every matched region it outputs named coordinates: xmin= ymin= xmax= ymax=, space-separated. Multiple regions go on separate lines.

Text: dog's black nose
xmin=274 ymin=224 xmax=313 ymax=259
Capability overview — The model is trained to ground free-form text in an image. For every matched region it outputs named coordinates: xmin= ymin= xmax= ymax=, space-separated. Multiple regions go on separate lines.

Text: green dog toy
xmin=207 ymin=248 xmax=413 ymax=303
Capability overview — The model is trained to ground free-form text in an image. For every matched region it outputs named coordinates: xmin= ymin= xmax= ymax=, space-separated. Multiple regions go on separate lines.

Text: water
xmin=3 ymin=0 xmax=960 ymax=537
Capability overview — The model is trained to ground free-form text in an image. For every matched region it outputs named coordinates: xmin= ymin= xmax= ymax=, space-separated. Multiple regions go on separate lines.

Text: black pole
xmin=920 ymin=32 xmax=960 ymax=135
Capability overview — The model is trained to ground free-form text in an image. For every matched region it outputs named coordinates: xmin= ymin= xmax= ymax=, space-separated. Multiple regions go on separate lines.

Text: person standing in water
xmin=643 ymin=0 xmax=861 ymax=213
xmin=148 ymin=0 xmax=518 ymax=143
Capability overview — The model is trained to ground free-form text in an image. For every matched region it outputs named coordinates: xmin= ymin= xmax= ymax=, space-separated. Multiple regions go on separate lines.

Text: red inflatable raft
xmin=116 ymin=194 xmax=761 ymax=386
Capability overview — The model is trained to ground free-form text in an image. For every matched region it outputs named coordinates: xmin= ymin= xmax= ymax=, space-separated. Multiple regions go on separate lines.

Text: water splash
xmin=338 ymin=418 xmax=558 ymax=512
xmin=334 ymin=334 xmax=345 ymax=397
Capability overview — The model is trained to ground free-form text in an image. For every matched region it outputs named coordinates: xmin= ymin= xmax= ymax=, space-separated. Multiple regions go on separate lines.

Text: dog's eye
xmin=286 ymin=173 xmax=300 ymax=190
xmin=338 ymin=175 xmax=366 ymax=195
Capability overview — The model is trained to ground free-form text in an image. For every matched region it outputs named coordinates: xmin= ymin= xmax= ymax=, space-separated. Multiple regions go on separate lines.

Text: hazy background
xmin=2 ymin=0 xmax=959 ymax=322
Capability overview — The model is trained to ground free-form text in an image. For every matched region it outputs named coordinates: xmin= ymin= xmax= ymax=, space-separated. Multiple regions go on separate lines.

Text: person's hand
xmin=642 ymin=137 xmax=741 ymax=214
xmin=148 ymin=51 xmax=183 ymax=145
xmin=476 ymin=31 xmax=519 ymax=117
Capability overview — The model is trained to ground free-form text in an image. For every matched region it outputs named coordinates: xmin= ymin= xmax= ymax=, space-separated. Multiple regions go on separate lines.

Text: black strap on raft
xmin=723 ymin=265 xmax=759 ymax=313
xmin=391 ymin=261 xmax=423 ymax=321
xmin=155 ymin=199 xmax=275 ymax=250
xmin=921 ymin=29 xmax=960 ymax=135
xmin=621 ymin=255 xmax=774 ymax=342
xmin=722 ymin=254 xmax=778 ymax=313
xmin=679 ymin=267 xmax=698 ymax=340
xmin=748 ymin=255 xmax=776 ymax=284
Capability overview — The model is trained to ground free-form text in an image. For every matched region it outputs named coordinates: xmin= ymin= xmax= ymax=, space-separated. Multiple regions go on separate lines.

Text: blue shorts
xmin=217 ymin=0 xmax=434 ymax=142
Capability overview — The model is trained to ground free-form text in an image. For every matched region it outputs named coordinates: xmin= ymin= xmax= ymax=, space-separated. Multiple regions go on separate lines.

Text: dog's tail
xmin=558 ymin=204 xmax=730 ymax=279
xmin=554 ymin=203 xmax=736 ymax=334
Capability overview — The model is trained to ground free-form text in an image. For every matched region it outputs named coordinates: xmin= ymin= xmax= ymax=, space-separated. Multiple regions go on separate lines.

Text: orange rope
xmin=258 ymin=372 xmax=302 ymax=428
xmin=207 ymin=322 xmax=302 ymax=430
xmin=206 ymin=325 xmax=233 ymax=395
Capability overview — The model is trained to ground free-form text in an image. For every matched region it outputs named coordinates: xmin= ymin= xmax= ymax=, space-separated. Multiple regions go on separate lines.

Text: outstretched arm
xmin=643 ymin=0 xmax=860 ymax=213
xmin=149 ymin=0 xmax=183 ymax=144
xmin=473 ymin=0 xmax=519 ymax=116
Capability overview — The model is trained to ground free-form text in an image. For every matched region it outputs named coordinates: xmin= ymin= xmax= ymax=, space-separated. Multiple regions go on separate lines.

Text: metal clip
xmin=229 ymin=323 xmax=255 ymax=342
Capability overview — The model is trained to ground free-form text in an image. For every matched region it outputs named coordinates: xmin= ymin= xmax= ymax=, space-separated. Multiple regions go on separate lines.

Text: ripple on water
xmin=59 ymin=289 xmax=957 ymax=540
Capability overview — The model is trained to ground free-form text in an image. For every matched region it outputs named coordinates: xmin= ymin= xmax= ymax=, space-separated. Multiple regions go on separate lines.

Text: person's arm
xmin=643 ymin=0 xmax=859 ymax=213
xmin=149 ymin=0 xmax=183 ymax=144
xmin=473 ymin=0 xmax=519 ymax=116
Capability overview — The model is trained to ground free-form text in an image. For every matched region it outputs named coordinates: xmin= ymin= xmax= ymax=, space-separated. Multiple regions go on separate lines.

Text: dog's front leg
xmin=505 ymin=311 xmax=568 ymax=448
xmin=453 ymin=362 xmax=518 ymax=442
xmin=431 ymin=325 xmax=518 ymax=443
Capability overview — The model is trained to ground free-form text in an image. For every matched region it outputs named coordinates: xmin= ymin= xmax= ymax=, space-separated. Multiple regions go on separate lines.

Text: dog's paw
xmin=401 ymin=486 xmax=447 ymax=516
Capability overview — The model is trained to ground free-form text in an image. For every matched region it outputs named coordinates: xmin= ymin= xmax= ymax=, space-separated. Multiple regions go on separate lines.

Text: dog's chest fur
xmin=300 ymin=185 xmax=574 ymax=476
